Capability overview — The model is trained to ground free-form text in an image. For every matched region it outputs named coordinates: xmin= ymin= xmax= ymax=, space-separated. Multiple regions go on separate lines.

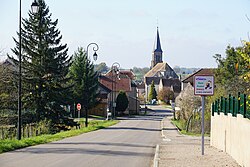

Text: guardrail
xmin=212 ymin=92 xmax=250 ymax=119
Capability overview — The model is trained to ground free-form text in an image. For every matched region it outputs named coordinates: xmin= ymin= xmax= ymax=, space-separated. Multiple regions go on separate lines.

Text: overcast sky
xmin=1 ymin=0 xmax=250 ymax=69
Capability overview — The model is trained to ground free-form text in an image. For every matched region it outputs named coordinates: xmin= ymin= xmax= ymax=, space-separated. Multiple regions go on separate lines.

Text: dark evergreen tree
xmin=9 ymin=0 xmax=71 ymax=123
xmin=68 ymin=47 xmax=99 ymax=115
xmin=148 ymin=81 xmax=157 ymax=101
xmin=115 ymin=91 xmax=129 ymax=113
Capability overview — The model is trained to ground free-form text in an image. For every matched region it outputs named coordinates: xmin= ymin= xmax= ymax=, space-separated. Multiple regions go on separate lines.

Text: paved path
xmin=0 ymin=111 xmax=166 ymax=167
xmin=156 ymin=106 xmax=240 ymax=167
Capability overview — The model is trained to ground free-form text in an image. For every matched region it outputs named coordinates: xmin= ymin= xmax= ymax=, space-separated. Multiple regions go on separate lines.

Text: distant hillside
xmin=132 ymin=66 xmax=200 ymax=82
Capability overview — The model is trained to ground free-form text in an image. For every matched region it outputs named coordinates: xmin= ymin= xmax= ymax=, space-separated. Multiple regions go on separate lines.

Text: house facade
xmin=98 ymin=69 xmax=139 ymax=115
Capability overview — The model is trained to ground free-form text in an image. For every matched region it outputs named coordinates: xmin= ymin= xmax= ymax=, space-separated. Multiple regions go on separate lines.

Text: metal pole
xmin=201 ymin=96 xmax=205 ymax=155
xmin=17 ymin=0 xmax=22 ymax=140
xmin=85 ymin=43 xmax=99 ymax=127
xmin=111 ymin=70 xmax=114 ymax=119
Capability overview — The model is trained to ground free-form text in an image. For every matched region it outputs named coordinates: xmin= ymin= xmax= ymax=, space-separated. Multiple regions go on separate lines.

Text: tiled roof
xmin=105 ymin=69 xmax=135 ymax=80
xmin=144 ymin=62 xmax=178 ymax=78
xmin=182 ymin=68 xmax=215 ymax=84
xmin=99 ymin=75 xmax=131 ymax=92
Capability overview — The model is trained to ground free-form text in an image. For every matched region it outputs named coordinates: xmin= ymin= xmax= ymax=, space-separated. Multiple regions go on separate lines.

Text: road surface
xmin=0 ymin=105 xmax=171 ymax=167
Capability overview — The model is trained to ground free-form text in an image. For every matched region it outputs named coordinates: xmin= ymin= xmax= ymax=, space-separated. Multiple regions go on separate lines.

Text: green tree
xmin=214 ymin=44 xmax=249 ymax=95
xmin=148 ymin=81 xmax=157 ymax=101
xmin=9 ymin=0 xmax=71 ymax=123
xmin=0 ymin=61 xmax=17 ymax=110
xmin=68 ymin=47 xmax=99 ymax=114
xmin=115 ymin=91 xmax=129 ymax=113
xmin=94 ymin=62 xmax=109 ymax=73
xmin=157 ymin=87 xmax=174 ymax=104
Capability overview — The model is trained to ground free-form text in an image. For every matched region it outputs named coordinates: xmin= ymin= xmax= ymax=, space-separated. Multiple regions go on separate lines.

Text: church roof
xmin=144 ymin=62 xmax=178 ymax=78
xmin=153 ymin=27 xmax=162 ymax=52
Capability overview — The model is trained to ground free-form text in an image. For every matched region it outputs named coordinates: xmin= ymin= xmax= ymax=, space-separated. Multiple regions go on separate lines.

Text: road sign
xmin=194 ymin=75 xmax=214 ymax=156
xmin=77 ymin=103 xmax=81 ymax=111
xmin=194 ymin=75 xmax=214 ymax=96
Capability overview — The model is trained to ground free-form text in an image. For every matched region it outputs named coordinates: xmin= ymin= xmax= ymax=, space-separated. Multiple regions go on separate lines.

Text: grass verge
xmin=0 ymin=120 xmax=118 ymax=154
xmin=171 ymin=119 xmax=209 ymax=137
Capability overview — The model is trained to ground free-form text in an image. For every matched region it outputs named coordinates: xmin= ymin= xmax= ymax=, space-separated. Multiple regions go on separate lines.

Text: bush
xmin=115 ymin=91 xmax=129 ymax=114
xmin=157 ymin=87 xmax=174 ymax=104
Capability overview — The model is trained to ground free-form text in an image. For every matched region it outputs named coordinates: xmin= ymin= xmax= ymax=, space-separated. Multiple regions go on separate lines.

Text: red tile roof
xmin=99 ymin=75 xmax=131 ymax=92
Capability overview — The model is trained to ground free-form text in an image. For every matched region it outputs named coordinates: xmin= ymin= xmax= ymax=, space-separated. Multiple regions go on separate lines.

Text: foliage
xmin=132 ymin=67 xmax=150 ymax=81
xmin=115 ymin=91 xmax=129 ymax=112
xmin=175 ymin=83 xmax=207 ymax=133
xmin=94 ymin=62 xmax=109 ymax=74
xmin=214 ymin=44 xmax=250 ymax=96
xmin=8 ymin=0 xmax=72 ymax=124
xmin=68 ymin=47 xmax=99 ymax=112
xmin=148 ymin=81 xmax=157 ymax=101
xmin=0 ymin=62 xmax=16 ymax=110
xmin=157 ymin=87 xmax=174 ymax=104
xmin=0 ymin=120 xmax=118 ymax=153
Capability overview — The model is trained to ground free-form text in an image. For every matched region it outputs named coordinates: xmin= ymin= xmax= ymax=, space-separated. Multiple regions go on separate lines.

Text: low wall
xmin=211 ymin=113 xmax=250 ymax=167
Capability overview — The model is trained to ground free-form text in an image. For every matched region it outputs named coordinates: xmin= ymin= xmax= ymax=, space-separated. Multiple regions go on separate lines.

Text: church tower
xmin=150 ymin=27 xmax=163 ymax=69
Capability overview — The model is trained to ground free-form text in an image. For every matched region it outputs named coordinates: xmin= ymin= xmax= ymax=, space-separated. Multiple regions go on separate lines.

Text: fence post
xmin=243 ymin=94 xmax=246 ymax=118
xmin=220 ymin=97 xmax=223 ymax=114
xmin=232 ymin=96 xmax=236 ymax=117
xmin=229 ymin=94 xmax=232 ymax=114
xmin=238 ymin=92 xmax=240 ymax=114
xmin=224 ymin=97 xmax=227 ymax=115
xmin=212 ymin=102 xmax=215 ymax=116
xmin=216 ymin=100 xmax=220 ymax=115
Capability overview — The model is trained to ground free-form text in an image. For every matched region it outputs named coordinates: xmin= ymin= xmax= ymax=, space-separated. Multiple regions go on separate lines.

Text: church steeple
xmin=151 ymin=27 xmax=163 ymax=69
xmin=154 ymin=27 xmax=162 ymax=52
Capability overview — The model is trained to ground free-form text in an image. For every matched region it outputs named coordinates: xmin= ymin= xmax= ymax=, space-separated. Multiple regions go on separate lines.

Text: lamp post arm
xmin=86 ymin=43 xmax=99 ymax=58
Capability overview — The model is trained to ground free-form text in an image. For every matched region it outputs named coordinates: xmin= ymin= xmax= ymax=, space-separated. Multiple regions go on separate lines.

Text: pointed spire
xmin=154 ymin=27 xmax=162 ymax=52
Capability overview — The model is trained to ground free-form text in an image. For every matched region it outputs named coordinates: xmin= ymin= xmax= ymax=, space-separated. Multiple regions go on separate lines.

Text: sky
xmin=0 ymin=0 xmax=250 ymax=69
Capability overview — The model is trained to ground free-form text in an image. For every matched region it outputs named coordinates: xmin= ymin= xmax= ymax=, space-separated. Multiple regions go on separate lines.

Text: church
xmin=144 ymin=27 xmax=181 ymax=101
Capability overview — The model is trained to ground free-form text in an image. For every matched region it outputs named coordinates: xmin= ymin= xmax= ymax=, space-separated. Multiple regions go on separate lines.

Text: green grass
xmin=171 ymin=119 xmax=209 ymax=137
xmin=0 ymin=120 xmax=118 ymax=154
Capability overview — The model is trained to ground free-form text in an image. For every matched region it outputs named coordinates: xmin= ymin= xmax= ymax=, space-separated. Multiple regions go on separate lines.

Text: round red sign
xmin=77 ymin=103 xmax=81 ymax=110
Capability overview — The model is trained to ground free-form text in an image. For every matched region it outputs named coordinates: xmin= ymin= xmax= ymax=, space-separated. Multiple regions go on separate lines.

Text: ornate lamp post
xmin=111 ymin=62 xmax=120 ymax=119
xmin=85 ymin=43 xmax=99 ymax=127
xmin=17 ymin=0 xmax=39 ymax=140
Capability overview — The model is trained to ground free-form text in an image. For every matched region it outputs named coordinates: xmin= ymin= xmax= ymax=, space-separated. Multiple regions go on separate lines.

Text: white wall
xmin=211 ymin=113 xmax=250 ymax=167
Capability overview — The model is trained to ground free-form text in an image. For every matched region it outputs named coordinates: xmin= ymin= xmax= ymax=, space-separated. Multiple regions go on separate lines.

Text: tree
xmin=157 ymin=87 xmax=174 ymax=104
xmin=94 ymin=62 xmax=109 ymax=73
xmin=0 ymin=61 xmax=17 ymax=110
xmin=68 ymin=47 xmax=99 ymax=114
xmin=9 ymin=0 xmax=71 ymax=123
xmin=214 ymin=44 xmax=250 ymax=95
xmin=115 ymin=91 xmax=129 ymax=113
xmin=148 ymin=81 xmax=157 ymax=101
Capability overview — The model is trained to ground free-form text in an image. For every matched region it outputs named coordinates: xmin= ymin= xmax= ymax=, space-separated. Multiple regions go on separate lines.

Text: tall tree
xmin=68 ymin=47 xmax=99 ymax=114
xmin=9 ymin=0 xmax=71 ymax=123
xmin=148 ymin=81 xmax=157 ymax=101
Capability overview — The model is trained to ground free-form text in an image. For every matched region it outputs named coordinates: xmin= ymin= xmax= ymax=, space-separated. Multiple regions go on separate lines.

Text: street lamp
xmin=85 ymin=43 xmax=99 ymax=127
xmin=17 ymin=0 xmax=39 ymax=140
xmin=111 ymin=62 xmax=120 ymax=119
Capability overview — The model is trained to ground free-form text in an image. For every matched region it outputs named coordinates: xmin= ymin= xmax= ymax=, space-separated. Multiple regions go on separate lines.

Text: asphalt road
xmin=0 ymin=105 xmax=172 ymax=167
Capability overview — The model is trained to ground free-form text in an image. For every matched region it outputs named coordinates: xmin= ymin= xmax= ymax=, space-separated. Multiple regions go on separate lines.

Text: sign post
xmin=194 ymin=75 xmax=214 ymax=155
xmin=77 ymin=103 xmax=81 ymax=120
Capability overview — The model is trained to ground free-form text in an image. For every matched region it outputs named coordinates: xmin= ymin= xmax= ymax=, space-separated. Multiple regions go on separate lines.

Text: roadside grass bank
xmin=0 ymin=120 xmax=118 ymax=154
xmin=171 ymin=119 xmax=209 ymax=137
